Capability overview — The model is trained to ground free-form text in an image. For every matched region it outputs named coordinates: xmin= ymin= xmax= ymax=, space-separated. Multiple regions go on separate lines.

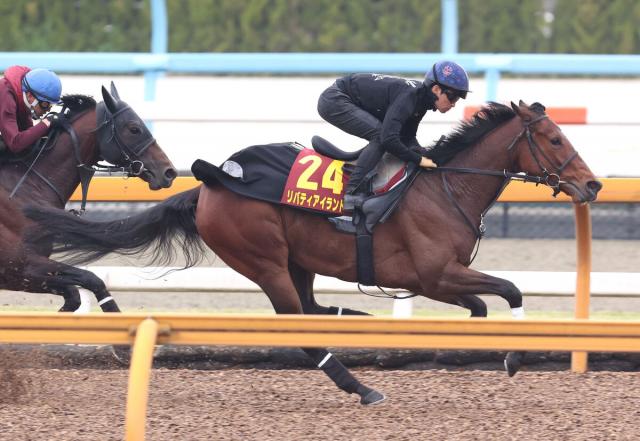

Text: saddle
xmin=311 ymin=136 xmax=419 ymax=286
xmin=311 ymin=135 xmax=418 ymax=234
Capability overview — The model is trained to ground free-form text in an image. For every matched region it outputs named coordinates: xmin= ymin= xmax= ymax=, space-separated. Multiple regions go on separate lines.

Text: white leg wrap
xmin=73 ymin=289 xmax=93 ymax=314
xmin=511 ymin=306 xmax=525 ymax=319
xmin=98 ymin=296 xmax=114 ymax=306
xmin=317 ymin=353 xmax=332 ymax=368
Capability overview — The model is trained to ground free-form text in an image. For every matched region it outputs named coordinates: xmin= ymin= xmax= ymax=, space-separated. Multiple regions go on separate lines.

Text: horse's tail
xmin=23 ymin=187 xmax=206 ymax=267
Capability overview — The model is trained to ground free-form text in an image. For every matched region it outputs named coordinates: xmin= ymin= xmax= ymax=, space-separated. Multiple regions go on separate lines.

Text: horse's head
xmin=509 ymin=100 xmax=602 ymax=203
xmin=96 ymin=83 xmax=177 ymax=189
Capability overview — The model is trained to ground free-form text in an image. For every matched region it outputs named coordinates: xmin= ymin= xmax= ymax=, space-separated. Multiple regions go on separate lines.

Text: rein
xmin=8 ymin=103 xmax=153 ymax=215
xmin=432 ymin=113 xmax=577 ymax=264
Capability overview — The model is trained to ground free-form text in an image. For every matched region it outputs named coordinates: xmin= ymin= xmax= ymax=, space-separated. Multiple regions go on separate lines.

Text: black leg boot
xmin=343 ymin=141 xmax=384 ymax=211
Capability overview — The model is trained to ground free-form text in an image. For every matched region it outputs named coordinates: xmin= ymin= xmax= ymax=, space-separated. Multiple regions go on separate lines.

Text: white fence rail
xmin=76 ymin=266 xmax=640 ymax=317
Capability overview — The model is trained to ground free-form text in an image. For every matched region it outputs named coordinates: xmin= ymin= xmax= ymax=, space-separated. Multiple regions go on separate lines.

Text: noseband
xmin=507 ymin=114 xmax=578 ymax=197
xmin=95 ymin=104 xmax=156 ymax=177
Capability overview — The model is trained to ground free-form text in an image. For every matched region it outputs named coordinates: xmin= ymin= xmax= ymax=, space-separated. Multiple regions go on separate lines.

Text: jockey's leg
xmin=344 ymin=139 xmax=384 ymax=198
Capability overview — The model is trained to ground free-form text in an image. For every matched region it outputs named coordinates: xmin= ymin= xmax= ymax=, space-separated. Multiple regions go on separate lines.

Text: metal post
xmin=484 ymin=68 xmax=500 ymax=101
xmin=571 ymin=204 xmax=592 ymax=373
xmin=125 ymin=318 xmax=159 ymax=441
xmin=144 ymin=0 xmax=168 ymax=131
xmin=441 ymin=0 xmax=458 ymax=54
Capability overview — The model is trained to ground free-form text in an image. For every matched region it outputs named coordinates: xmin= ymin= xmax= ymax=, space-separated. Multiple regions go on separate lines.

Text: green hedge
xmin=0 ymin=0 xmax=637 ymax=54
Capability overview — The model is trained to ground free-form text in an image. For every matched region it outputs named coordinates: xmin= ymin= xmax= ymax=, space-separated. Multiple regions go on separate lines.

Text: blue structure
xmin=0 ymin=0 xmax=639 ymax=101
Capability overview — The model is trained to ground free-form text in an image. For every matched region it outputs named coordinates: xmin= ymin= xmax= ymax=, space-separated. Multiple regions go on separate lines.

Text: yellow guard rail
xmin=2 ymin=313 xmax=640 ymax=440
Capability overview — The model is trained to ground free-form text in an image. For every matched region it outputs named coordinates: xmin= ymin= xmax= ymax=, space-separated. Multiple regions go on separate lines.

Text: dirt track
xmin=1 ymin=239 xmax=639 ymax=440
xmin=1 ymin=368 xmax=638 ymax=440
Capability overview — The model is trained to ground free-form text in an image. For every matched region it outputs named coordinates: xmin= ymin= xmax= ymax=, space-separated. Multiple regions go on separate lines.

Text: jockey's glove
xmin=46 ymin=113 xmax=63 ymax=128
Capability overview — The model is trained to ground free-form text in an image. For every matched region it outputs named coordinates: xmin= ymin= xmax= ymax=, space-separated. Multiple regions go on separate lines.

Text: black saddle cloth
xmin=192 ymin=142 xmax=305 ymax=208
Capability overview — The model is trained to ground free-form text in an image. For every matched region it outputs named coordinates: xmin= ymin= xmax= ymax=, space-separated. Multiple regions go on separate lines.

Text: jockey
xmin=317 ymin=60 xmax=470 ymax=210
xmin=0 ymin=66 xmax=62 ymax=154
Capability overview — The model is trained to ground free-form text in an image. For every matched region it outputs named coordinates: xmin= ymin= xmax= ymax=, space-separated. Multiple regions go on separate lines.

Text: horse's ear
xmin=101 ymin=85 xmax=118 ymax=113
xmin=510 ymin=101 xmax=521 ymax=116
xmin=109 ymin=81 xmax=121 ymax=101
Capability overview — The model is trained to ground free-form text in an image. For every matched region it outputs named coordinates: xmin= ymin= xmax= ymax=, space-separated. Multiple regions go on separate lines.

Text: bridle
xmin=433 ymin=112 xmax=579 ymax=263
xmin=9 ymin=102 xmax=155 ymax=215
xmin=506 ymin=113 xmax=578 ymax=197
xmin=94 ymin=103 xmax=156 ymax=177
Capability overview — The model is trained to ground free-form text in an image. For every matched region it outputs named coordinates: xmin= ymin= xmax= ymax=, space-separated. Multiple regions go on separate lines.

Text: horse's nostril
xmin=587 ymin=180 xmax=603 ymax=194
xmin=165 ymin=168 xmax=178 ymax=181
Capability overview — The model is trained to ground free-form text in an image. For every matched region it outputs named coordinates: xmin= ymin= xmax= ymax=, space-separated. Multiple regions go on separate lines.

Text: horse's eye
xmin=551 ymin=138 xmax=562 ymax=146
xmin=130 ymin=127 xmax=142 ymax=135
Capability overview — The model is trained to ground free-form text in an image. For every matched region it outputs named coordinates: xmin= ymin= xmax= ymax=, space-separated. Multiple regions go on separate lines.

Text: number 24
xmin=296 ymin=156 xmax=344 ymax=195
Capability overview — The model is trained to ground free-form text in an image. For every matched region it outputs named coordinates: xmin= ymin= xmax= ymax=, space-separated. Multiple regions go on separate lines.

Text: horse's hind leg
xmin=262 ymin=272 xmax=385 ymax=404
xmin=289 ymin=261 xmax=371 ymax=316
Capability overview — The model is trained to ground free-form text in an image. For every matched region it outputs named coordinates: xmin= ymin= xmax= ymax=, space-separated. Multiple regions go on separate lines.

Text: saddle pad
xmin=191 ymin=142 xmax=409 ymax=217
xmin=281 ymin=148 xmax=348 ymax=214
xmin=192 ymin=142 xmax=348 ymax=216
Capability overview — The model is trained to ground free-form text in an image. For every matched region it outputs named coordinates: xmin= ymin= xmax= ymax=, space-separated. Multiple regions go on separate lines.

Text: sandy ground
xmin=0 ymin=368 xmax=639 ymax=441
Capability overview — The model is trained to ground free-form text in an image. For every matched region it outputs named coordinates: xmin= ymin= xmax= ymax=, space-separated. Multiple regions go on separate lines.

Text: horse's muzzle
xmin=145 ymin=166 xmax=177 ymax=190
xmin=585 ymin=180 xmax=603 ymax=202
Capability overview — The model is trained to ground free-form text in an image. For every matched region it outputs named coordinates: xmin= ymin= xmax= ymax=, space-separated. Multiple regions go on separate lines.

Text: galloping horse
xmin=2 ymin=83 xmax=176 ymax=312
xmin=24 ymin=101 xmax=601 ymax=405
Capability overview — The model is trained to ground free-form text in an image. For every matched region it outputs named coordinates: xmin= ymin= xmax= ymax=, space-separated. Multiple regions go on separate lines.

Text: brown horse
xmin=24 ymin=101 xmax=601 ymax=405
xmin=3 ymin=83 xmax=176 ymax=312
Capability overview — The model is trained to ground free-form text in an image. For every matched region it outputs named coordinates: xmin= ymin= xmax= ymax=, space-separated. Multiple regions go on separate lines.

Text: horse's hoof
xmin=110 ymin=345 xmax=131 ymax=366
xmin=504 ymin=351 xmax=524 ymax=377
xmin=360 ymin=390 xmax=386 ymax=406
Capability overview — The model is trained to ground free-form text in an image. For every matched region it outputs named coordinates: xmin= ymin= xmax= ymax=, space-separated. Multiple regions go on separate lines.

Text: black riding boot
xmin=343 ymin=140 xmax=384 ymax=211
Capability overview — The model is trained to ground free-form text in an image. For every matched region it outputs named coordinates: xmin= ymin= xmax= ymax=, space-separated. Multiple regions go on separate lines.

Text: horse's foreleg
xmin=24 ymin=258 xmax=121 ymax=313
xmin=57 ymin=286 xmax=82 ymax=312
xmin=456 ymin=294 xmax=488 ymax=317
xmin=435 ymin=264 xmax=524 ymax=316
xmin=432 ymin=263 xmax=526 ymax=376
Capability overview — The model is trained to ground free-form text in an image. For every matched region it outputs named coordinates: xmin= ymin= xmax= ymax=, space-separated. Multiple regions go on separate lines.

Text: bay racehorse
xmin=3 ymin=83 xmax=176 ymax=312
xmin=23 ymin=101 xmax=601 ymax=405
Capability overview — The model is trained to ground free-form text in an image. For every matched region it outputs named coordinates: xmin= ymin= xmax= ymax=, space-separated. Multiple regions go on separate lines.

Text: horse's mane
xmin=60 ymin=94 xmax=96 ymax=118
xmin=426 ymin=102 xmax=522 ymax=165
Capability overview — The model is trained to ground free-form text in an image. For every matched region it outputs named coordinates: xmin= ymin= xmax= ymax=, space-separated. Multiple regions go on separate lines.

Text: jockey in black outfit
xmin=317 ymin=60 xmax=471 ymax=210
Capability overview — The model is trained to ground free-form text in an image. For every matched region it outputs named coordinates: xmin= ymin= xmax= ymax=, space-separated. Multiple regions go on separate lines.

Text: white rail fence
xmin=76 ymin=266 xmax=640 ymax=317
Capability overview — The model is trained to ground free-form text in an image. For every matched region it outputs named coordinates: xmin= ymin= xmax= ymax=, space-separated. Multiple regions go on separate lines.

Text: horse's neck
xmin=435 ymin=117 xmax=523 ymax=219
xmin=1 ymin=111 xmax=98 ymax=208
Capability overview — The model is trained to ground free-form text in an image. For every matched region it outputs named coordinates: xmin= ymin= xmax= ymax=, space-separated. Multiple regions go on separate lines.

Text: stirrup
xmin=343 ymin=193 xmax=366 ymax=211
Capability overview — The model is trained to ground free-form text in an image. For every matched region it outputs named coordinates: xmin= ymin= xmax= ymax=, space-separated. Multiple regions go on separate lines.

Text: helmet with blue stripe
xmin=21 ymin=69 xmax=62 ymax=104
xmin=425 ymin=61 xmax=470 ymax=99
